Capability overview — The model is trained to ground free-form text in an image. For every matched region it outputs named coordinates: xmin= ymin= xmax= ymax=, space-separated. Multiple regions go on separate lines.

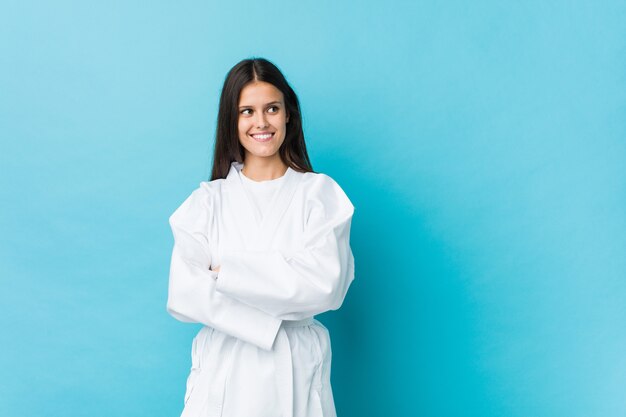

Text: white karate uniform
xmin=166 ymin=161 xmax=355 ymax=417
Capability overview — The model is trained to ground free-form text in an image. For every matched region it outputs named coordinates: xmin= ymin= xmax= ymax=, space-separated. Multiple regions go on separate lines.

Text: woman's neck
xmin=241 ymin=155 xmax=288 ymax=181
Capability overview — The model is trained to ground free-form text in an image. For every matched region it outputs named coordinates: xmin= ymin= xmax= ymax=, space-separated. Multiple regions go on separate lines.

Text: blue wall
xmin=1 ymin=1 xmax=625 ymax=416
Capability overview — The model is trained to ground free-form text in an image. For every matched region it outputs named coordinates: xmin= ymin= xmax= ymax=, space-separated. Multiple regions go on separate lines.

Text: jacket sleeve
xmin=215 ymin=175 xmax=355 ymax=320
xmin=166 ymin=183 xmax=282 ymax=351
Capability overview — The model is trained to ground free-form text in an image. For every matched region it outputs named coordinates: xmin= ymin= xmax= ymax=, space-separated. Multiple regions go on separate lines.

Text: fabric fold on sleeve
xmin=215 ymin=175 xmax=356 ymax=321
xmin=166 ymin=183 xmax=282 ymax=351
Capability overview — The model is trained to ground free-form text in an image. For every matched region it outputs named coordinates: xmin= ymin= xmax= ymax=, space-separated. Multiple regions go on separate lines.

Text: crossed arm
xmin=166 ymin=179 xmax=355 ymax=350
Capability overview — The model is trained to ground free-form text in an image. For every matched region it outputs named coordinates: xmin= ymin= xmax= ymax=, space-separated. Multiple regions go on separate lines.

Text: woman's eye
xmin=240 ymin=106 xmax=279 ymax=115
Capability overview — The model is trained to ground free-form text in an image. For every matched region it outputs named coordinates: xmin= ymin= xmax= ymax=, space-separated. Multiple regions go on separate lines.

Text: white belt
xmin=181 ymin=317 xmax=314 ymax=417
xmin=273 ymin=317 xmax=314 ymax=417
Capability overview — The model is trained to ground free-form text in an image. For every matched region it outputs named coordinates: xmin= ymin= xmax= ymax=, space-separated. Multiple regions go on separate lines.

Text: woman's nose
xmin=255 ymin=112 xmax=268 ymax=128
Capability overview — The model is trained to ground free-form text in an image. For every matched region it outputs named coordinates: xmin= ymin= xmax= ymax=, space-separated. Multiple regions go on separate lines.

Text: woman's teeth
xmin=251 ymin=133 xmax=274 ymax=142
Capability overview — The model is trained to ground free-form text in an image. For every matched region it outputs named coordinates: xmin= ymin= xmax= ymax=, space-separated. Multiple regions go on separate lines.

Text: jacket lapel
xmin=224 ymin=162 xmax=260 ymax=249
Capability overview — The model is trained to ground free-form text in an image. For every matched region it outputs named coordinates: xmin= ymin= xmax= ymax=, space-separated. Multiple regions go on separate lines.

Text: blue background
xmin=1 ymin=1 xmax=625 ymax=416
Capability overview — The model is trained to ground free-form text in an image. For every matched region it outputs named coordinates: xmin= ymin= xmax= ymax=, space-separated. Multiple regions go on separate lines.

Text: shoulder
xmin=198 ymin=178 xmax=226 ymax=198
xmin=299 ymin=171 xmax=355 ymax=213
xmin=169 ymin=179 xmax=225 ymax=225
xmin=182 ymin=179 xmax=225 ymax=206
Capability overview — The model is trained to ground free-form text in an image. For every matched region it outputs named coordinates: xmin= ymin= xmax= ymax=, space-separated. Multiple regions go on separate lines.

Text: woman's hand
xmin=211 ymin=265 xmax=221 ymax=273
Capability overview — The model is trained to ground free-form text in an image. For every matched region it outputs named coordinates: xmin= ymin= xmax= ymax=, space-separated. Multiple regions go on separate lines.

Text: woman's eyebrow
xmin=239 ymin=101 xmax=281 ymax=109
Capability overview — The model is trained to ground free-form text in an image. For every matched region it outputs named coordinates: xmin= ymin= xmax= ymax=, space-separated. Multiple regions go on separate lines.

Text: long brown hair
xmin=210 ymin=57 xmax=314 ymax=180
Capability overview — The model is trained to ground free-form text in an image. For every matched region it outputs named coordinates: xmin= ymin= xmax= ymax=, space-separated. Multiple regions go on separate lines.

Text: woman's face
xmin=237 ymin=81 xmax=290 ymax=161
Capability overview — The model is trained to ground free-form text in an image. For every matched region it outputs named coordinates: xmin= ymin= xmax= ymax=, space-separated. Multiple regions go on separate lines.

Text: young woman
xmin=166 ymin=57 xmax=355 ymax=417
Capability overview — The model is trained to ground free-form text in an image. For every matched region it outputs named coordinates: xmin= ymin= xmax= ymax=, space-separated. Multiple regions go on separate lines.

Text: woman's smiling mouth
xmin=250 ymin=132 xmax=274 ymax=142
